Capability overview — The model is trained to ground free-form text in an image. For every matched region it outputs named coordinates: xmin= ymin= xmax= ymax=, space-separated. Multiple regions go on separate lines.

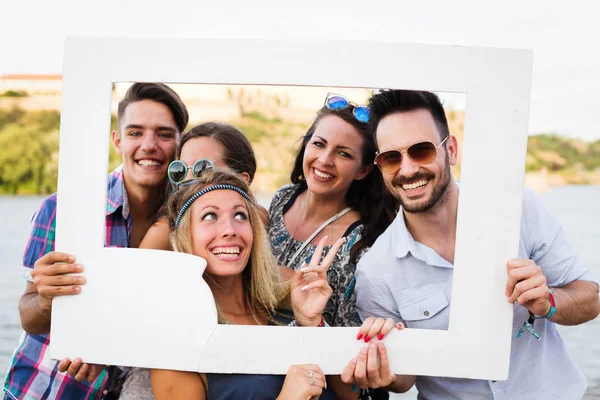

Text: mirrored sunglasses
xmin=168 ymin=159 xmax=215 ymax=185
xmin=324 ymin=93 xmax=370 ymax=123
xmin=374 ymin=136 xmax=449 ymax=175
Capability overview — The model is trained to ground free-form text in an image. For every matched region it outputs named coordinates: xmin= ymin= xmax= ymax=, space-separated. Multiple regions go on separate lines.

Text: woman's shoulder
xmin=269 ymin=184 xmax=300 ymax=211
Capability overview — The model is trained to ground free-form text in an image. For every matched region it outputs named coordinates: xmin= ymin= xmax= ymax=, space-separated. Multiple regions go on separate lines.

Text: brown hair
xmin=179 ymin=122 xmax=257 ymax=183
xmin=117 ymin=83 xmax=189 ymax=133
xmin=290 ymin=106 xmax=398 ymax=264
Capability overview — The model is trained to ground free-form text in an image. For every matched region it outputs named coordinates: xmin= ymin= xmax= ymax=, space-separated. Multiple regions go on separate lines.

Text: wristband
xmin=532 ymin=289 xmax=556 ymax=319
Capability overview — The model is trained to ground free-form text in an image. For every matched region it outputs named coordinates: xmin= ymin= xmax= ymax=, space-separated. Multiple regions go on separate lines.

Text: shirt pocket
xmin=397 ymin=290 xmax=450 ymax=330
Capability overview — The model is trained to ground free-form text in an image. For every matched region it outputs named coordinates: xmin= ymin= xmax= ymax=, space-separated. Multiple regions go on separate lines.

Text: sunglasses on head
xmin=374 ymin=136 xmax=449 ymax=175
xmin=324 ymin=93 xmax=370 ymax=123
xmin=168 ymin=159 xmax=215 ymax=185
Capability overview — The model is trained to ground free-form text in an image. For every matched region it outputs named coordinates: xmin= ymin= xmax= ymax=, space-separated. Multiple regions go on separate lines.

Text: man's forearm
xmin=386 ymin=374 xmax=416 ymax=393
xmin=19 ymin=292 xmax=52 ymax=335
xmin=550 ymin=280 xmax=600 ymax=326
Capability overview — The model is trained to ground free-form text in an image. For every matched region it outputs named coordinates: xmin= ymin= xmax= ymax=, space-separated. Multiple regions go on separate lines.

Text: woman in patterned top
xmin=151 ymin=168 xmax=358 ymax=399
xmin=268 ymin=93 xmax=398 ymax=329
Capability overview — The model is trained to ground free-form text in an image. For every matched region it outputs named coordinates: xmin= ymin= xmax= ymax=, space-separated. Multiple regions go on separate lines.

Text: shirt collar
xmin=105 ymin=164 xmax=130 ymax=219
xmin=390 ymin=205 xmax=454 ymax=269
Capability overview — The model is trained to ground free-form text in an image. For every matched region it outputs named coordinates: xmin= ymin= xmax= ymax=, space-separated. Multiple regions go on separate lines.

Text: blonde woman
xmin=150 ymin=168 xmax=358 ymax=399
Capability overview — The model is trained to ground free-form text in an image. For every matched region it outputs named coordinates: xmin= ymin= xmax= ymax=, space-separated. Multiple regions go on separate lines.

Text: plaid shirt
xmin=3 ymin=167 xmax=132 ymax=400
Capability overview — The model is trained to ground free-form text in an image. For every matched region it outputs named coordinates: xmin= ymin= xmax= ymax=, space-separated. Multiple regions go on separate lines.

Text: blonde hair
xmin=167 ymin=168 xmax=289 ymax=323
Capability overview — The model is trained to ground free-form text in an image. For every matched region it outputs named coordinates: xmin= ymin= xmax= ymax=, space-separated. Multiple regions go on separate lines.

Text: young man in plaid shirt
xmin=3 ymin=82 xmax=189 ymax=400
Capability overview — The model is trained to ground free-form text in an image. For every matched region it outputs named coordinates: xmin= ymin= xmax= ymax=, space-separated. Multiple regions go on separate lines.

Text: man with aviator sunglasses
xmin=3 ymin=83 xmax=188 ymax=400
xmin=343 ymin=90 xmax=599 ymax=399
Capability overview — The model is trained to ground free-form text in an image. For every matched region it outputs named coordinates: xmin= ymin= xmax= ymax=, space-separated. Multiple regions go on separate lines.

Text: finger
xmin=46 ymin=275 xmax=86 ymax=287
xmin=377 ymin=318 xmax=396 ymax=340
xmin=306 ymin=375 xmax=326 ymax=389
xmin=366 ymin=341 xmax=380 ymax=382
xmin=366 ymin=318 xmax=386 ymax=342
xmin=510 ymin=274 xmax=546 ymax=303
xmin=505 ymin=259 xmax=537 ymax=296
xmin=341 ymin=358 xmax=358 ymax=384
xmin=309 ymin=237 xmax=328 ymax=267
xmin=396 ymin=321 xmax=405 ymax=330
xmin=38 ymin=284 xmax=82 ymax=298
xmin=74 ymin=363 xmax=89 ymax=382
xmin=507 ymin=266 xmax=544 ymax=301
xmin=378 ymin=341 xmax=392 ymax=376
xmin=35 ymin=251 xmax=76 ymax=266
xmin=48 ymin=263 xmax=84 ymax=277
xmin=517 ymin=285 xmax=549 ymax=307
xmin=318 ymin=237 xmax=345 ymax=272
xmin=87 ymin=365 xmax=103 ymax=382
xmin=67 ymin=357 xmax=83 ymax=377
xmin=357 ymin=317 xmax=376 ymax=340
xmin=354 ymin=346 xmax=369 ymax=388
xmin=57 ymin=357 xmax=72 ymax=373
xmin=308 ymin=384 xmax=323 ymax=398
xmin=300 ymin=279 xmax=329 ymax=292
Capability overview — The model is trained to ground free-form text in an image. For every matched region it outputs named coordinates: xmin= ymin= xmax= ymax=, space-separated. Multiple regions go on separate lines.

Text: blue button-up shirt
xmin=356 ymin=186 xmax=598 ymax=399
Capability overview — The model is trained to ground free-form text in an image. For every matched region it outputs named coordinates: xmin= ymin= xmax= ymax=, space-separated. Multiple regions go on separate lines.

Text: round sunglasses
xmin=374 ymin=136 xmax=449 ymax=175
xmin=168 ymin=159 xmax=215 ymax=185
xmin=324 ymin=93 xmax=370 ymax=123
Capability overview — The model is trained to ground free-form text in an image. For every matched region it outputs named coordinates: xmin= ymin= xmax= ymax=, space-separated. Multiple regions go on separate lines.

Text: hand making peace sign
xmin=290 ymin=236 xmax=344 ymax=327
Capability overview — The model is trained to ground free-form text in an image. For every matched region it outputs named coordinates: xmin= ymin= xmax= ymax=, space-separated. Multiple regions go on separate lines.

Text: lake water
xmin=1 ymin=187 xmax=599 ymax=398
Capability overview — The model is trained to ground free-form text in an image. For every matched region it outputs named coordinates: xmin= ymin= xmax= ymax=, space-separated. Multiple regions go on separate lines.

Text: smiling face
xmin=302 ymin=115 xmax=371 ymax=198
xmin=376 ymin=109 xmax=457 ymax=214
xmin=190 ymin=190 xmax=253 ymax=278
xmin=112 ymin=99 xmax=179 ymax=190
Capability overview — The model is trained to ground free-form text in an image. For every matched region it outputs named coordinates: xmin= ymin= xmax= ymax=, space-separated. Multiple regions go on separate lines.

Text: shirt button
xmin=492 ymin=380 xmax=497 ymax=383
xmin=423 ymin=311 xmax=430 ymax=316
xmin=103 ymin=390 xmax=108 ymax=395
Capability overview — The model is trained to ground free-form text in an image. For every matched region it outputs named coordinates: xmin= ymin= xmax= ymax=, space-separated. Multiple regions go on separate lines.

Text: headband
xmin=175 ymin=184 xmax=253 ymax=228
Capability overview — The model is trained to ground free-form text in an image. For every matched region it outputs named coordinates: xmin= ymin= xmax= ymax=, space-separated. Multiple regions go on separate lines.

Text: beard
xmin=391 ymin=156 xmax=452 ymax=214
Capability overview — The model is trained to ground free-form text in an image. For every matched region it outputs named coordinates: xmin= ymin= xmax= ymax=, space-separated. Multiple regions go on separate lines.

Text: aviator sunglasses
xmin=324 ymin=93 xmax=370 ymax=123
xmin=167 ymin=159 xmax=215 ymax=185
xmin=374 ymin=136 xmax=449 ymax=175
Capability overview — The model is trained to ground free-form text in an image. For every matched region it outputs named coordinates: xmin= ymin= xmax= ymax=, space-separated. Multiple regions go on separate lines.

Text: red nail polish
xmin=356 ymin=333 xmax=363 ymax=340
xmin=364 ymin=336 xmax=371 ymax=343
xmin=377 ymin=333 xmax=384 ymax=341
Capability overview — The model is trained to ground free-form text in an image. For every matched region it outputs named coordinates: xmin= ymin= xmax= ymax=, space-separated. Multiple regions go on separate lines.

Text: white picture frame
xmin=50 ymin=38 xmax=532 ymax=379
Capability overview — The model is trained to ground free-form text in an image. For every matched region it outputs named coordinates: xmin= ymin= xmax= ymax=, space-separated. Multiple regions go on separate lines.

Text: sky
xmin=1 ymin=0 xmax=599 ymax=141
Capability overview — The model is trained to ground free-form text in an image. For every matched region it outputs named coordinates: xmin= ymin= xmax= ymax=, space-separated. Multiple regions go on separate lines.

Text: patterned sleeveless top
xmin=268 ymin=184 xmax=364 ymax=328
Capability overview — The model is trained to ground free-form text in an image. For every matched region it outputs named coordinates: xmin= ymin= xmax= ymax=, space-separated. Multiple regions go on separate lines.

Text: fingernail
xmin=361 ymin=347 xmax=368 ymax=354
xmin=506 ymin=297 xmax=513 ymax=303
xmin=369 ymin=342 xmax=376 ymax=348
xmin=299 ymin=262 xmax=309 ymax=272
xmin=67 ymin=255 xmax=75 ymax=262
xmin=356 ymin=333 xmax=363 ymax=340
xmin=76 ymin=264 xmax=83 ymax=272
xmin=351 ymin=358 xmax=357 ymax=364
xmin=364 ymin=336 xmax=371 ymax=343
xmin=76 ymin=277 xmax=86 ymax=284
xmin=396 ymin=322 xmax=404 ymax=329
xmin=377 ymin=333 xmax=384 ymax=341
xmin=301 ymin=285 xmax=309 ymax=291
xmin=74 ymin=286 xmax=81 ymax=293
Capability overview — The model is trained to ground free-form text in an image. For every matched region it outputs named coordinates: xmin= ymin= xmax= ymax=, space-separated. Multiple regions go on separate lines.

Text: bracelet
xmin=531 ymin=289 xmax=556 ymax=319
xmin=287 ymin=317 xmax=326 ymax=327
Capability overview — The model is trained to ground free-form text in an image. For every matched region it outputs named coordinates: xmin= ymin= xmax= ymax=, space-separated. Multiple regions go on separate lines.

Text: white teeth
xmin=314 ymin=169 xmax=333 ymax=179
xmin=402 ymin=180 xmax=429 ymax=190
xmin=212 ymin=247 xmax=240 ymax=255
xmin=137 ymin=160 xmax=161 ymax=167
